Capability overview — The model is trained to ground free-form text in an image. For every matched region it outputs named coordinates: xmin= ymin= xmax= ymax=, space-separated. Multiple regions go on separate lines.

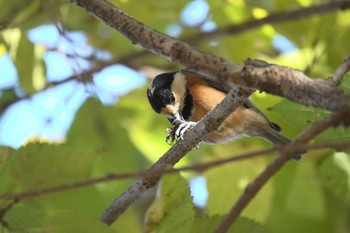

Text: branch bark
xmin=328 ymin=53 xmax=350 ymax=86
xmin=241 ymin=59 xmax=350 ymax=111
xmin=71 ymin=0 xmax=350 ymax=112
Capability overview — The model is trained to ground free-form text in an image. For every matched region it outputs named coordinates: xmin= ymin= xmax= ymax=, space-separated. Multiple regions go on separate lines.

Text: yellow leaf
xmin=252 ymin=8 xmax=268 ymax=19
xmin=2 ymin=28 xmax=22 ymax=60
xmin=0 ymin=44 xmax=6 ymax=56
xmin=33 ymin=44 xmax=46 ymax=90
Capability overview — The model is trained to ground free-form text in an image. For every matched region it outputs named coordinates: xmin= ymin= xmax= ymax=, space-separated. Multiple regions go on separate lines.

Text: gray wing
xmin=182 ymin=69 xmax=233 ymax=92
xmin=242 ymin=99 xmax=281 ymax=132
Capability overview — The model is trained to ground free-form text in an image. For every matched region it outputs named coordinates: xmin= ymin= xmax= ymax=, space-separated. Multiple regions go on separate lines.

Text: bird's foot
xmin=165 ymin=120 xmax=197 ymax=144
xmin=174 ymin=120 xmax=197 ymax=139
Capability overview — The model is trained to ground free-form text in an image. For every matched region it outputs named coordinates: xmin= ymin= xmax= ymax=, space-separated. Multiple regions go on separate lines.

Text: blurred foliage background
xmin=1 ymin=0 xmax=350 ymax=232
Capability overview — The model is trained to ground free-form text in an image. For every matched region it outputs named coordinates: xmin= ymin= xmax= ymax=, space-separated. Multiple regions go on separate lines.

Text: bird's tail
xmin=261 ymin=127 xmax=305 ymax=160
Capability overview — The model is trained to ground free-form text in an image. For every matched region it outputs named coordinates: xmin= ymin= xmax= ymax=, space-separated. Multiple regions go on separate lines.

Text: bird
xmin=147 ymin=70 xmax=303 ymax=160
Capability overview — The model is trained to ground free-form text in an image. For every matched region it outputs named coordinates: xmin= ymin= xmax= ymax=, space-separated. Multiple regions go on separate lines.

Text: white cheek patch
xmin=148 ymin=83 xmax=156 ymax=96
xmin=171 ymin=73 xmax=186 ymax=110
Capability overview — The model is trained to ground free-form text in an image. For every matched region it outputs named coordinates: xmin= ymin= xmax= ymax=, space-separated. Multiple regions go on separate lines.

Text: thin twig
xmin=328 ymin=53 xmax=350 ymax=86
xmin=214 ymin=106 xmax=350 ymax=233
xmin=0 ymin=146 xmax=272 ymax=201
xmin=0 ymin=53 xmax=142 ymax=112
xmin=1 ymin=141 xmax=349 ymax=205
xmin=0 ymin=200 xmax=17 ymax=228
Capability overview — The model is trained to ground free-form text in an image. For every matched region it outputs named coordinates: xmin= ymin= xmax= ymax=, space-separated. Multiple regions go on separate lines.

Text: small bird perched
xmin=147 ymin=70 xmax=302 ymax=160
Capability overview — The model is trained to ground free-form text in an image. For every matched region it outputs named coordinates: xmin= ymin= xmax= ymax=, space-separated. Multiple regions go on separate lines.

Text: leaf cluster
xmin=1 ymin=0 xmax=350 ymax=232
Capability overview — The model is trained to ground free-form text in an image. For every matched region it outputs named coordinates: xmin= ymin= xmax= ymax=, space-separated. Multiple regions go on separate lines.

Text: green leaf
xmin=0 ymin=43 xmax=6 ymax=56
xmin=339 ymin=74 xmax=350 ymax=92
xmin=319 ymin=152 xmax=350 ymax=205
xmin=14 ymin=32 xmax=35 ymax=94
xmin=266 ymin=159 xmax=331 ymax=233
xmin=191 ymin=214 xmax=222 ymax=232
xmin=0 ymin=0 xmax=36 ymax=27
xmin=5 ymin=201 xmax=117 ymax=233
xmin=1 ymin=142 xmax=143 ymax=232
xmin=0 ymin=89 xmax=18 ymax=114
xmin=7 ymin=143 xmax=95 ymax=190
xmin=272 ymin=100 xmax=350 ymax=141
xmin=229 ymin=217 xmax=271 ymax=233
xmin=67 ymin=98 xmax=147 ymax=171
xmin=2 ymin=28 xmax=22 ymax=60
xmin=32 ymin=44 xmax=46 ymax=90
xmin=144 ymin=173 xmax=194 ymax=233
xmin=16 ymin=0 xmax=57 ymax=31
xmin=5 ymin=200 xmax=46 ymax=231
xmin=192 ymin=215 xmax=271 ymax=233
xmin=118 ymin=88 xmax=172 ymax=163
xmin=285 ymin=159 xmax=326 ymax=219
xmin=205 ymin=157 xmax=273 ymax=222
xmin=207 ymin=0 xmax=248 ymax=26
xmin=273 ymin=100 xmax=327 ymax=130
xmin=114 ymin=0 xmax=187 ymax=30
xmin=45 ymin=211 xmax=116 ymax=233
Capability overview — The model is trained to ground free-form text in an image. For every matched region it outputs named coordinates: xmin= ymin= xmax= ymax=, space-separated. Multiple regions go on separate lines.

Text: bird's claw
xmin=165 ymin=120 xmax=197 ymax=144
xmin=166 ymin=127 xmax=175 ymax=145
xmin=175 ymin=120 xmax=197 ymax=139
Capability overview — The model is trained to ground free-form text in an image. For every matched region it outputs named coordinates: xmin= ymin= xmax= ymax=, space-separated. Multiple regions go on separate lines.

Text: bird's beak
xmin=167 ymin=112 xmax=184 ymax=124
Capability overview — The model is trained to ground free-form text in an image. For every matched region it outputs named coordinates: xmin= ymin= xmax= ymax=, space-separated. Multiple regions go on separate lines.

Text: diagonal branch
xmin=328 ymin=53 xmax=350 ymax=86
xmin=214 ymin=106 xmax=350 ymax=233
xmin=100 ymin=87 xmax=251 ymax=225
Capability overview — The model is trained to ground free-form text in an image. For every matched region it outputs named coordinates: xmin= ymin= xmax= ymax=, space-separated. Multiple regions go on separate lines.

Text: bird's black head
xmin=147 ymin=72 xmax=177 ymax=114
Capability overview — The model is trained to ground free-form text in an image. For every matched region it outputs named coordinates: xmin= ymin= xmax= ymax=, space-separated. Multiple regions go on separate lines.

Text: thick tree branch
xmin=7 ymin=1 xmax=348 ymax=113
xmin=214 ymin=106 xmax=350 ymax=233
xmin=7 ymin=1 xmax=347 ymax=113
xmin=241 ymin=59 xmax=350 ymax=110
xmin=71 ymin=0 xmax=350 ymax=112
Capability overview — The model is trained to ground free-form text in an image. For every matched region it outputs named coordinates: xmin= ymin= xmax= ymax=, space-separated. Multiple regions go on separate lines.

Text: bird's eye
xmin=170 ymin=95 xmax=175 ymax=104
